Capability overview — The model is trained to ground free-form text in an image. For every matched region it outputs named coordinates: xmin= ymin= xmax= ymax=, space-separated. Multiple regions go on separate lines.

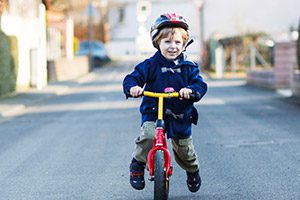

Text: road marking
xmin=207 ymin=138 xmax=300 ymax=148
xmin=26 ymin=100 xmax=141 ymax=113
xmin=276 ymin=89 xmax=292 ymax=97
xmin=196 ymin=98 xmax=225 ymax=105
xmin=207 ymin=80 xmax=246 ymax=88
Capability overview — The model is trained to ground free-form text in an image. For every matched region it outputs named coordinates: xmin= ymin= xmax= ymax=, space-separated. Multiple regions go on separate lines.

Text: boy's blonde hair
xmin=153 ymin=27 xmax=188 ymax=47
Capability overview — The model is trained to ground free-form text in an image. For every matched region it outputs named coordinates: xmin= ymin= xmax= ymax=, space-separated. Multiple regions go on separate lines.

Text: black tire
xmin=154 ymin=150 xmax=169 ymax=200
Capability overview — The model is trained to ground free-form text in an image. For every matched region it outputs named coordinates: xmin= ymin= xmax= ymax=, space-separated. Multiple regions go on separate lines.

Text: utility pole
xmin=136 ymin=0 xmax=151 ymax=55
xmin=87 ymin=1 xmax=94 ymax=71
xmin=192 ymin=0 xmax=205 ymax=63
xmin=99 ymin=0 xmax=108 ymax=43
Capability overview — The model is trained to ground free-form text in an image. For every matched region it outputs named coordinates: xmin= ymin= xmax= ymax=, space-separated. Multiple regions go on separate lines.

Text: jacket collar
xmin=152 ymin=51 xmax=176 ymax=68
xmin=151 ymin=51 xmax=197 ymax=68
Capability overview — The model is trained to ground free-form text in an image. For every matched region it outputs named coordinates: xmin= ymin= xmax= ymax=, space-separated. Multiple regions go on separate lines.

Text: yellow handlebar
xmin=143 ymin=91 xmax=179 ymax=98
xmin=143 ymin=91 xmax=179 ymax=120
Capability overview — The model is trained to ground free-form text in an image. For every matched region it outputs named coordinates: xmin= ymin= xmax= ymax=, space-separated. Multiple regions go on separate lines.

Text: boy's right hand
xmin=130 ymin=86 xmax=143 ymax=97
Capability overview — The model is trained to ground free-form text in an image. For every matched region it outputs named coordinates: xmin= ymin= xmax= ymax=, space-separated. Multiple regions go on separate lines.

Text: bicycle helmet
xmin=150 ymin=13 xmax=189 ymax=48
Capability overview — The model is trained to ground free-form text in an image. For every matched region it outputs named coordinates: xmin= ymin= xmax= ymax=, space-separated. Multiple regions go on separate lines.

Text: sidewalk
xmin=0 ymin=60 xmax=126 ymax=122
xmin=0 ymin=79 xmax=81 ymax=122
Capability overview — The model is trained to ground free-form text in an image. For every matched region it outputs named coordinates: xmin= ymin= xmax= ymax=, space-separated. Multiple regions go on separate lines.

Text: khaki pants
xmin=133 ymin=121 xmax=199 ymax=173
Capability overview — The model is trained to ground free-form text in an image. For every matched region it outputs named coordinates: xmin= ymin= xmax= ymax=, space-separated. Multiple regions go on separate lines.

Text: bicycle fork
xmin=147 ymin=96 xmax=173 ymax=180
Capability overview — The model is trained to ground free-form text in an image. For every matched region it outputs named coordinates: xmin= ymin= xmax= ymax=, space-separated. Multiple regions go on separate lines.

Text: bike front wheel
xmin=154 ymin=150 xmax=169 ymax=200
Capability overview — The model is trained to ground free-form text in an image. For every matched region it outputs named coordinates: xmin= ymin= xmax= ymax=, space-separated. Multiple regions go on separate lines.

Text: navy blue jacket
xmin=123 ymin=51 xmax=207 ymax=138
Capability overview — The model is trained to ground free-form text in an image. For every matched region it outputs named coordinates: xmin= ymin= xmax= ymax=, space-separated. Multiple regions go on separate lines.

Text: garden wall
xmin=47 ymin=56 xmax=89 ymax=82
xmin=247 ymin=42 xmax=296 ymax=90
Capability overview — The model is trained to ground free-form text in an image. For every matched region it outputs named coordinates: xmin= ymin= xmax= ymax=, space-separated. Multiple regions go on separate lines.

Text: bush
xmin=0 ymin=30 xmax=17 ymax=96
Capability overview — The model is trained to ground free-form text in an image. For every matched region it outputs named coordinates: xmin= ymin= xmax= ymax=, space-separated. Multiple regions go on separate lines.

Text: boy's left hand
xmin=179 ymin=88 xmax=193 ymax=100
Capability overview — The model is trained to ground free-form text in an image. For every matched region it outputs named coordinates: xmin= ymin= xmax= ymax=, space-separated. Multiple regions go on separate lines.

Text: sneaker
xmin=129 ymin=158 xmax=146 ymax=190
xmin=186 ymin=170 xmax=201 ymax=192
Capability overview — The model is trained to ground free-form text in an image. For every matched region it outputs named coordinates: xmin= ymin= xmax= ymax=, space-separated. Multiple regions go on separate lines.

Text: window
xmin=119 ymin=7 xmax=125 ymax=24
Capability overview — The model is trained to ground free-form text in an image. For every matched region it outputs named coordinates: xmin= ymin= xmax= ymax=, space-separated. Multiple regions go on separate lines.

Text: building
xmin=0 ymin=0 xmax=47 ymax=90
xmin=107 ymin=0 xmax=202 ymax=58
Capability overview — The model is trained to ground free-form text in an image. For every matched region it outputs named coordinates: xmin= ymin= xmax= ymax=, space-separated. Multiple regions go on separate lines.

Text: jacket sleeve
xmin=186 ymin=65 xmax=208 ymax=102
xmin=122 ymin=60 xmax=149 ymax=98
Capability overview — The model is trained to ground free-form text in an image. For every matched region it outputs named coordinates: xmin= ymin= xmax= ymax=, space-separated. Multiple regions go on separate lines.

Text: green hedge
xmin=0 ymin=30 xmax=17 ymax=96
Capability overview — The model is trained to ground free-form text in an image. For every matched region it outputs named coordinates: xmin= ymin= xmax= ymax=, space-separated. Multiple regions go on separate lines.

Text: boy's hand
xmin=130 ymin=86 xmax=143 ymax=97
xmin=179 ymin=88 xmax=192 ymax=100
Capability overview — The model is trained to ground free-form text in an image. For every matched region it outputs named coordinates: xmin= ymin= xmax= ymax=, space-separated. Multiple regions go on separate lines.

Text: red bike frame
xmin=143 ymin=89 xmax=179 ymax=181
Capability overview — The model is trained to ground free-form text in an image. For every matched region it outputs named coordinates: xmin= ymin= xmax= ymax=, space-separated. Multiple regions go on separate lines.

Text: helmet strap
xmin=184 ymin=39 xmax=194 ymax=51
xmin=174 ymin=39 xmax=194 ymax=60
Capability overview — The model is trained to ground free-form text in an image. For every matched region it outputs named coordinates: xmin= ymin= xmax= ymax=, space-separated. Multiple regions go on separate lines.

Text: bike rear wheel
xmin=154 ymin=150 xmax=169 ymax=200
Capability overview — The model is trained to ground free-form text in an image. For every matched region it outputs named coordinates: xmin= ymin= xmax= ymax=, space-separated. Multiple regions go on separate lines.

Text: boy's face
xmin=158 ymin=31 xmax=184 ymax=60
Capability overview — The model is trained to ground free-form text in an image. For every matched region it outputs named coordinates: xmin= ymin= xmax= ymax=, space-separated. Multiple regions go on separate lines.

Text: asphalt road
xmin=0 ymin=61 xmax=299 ymax=200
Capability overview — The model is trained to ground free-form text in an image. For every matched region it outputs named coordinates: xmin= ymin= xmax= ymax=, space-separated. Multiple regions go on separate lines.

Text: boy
xmin=123 ymin=13 xmax=207 ymax=192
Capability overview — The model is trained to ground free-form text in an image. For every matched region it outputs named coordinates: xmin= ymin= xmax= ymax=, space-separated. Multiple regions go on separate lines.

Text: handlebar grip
xmin=189 ymin=92 xmax=201 ymax=101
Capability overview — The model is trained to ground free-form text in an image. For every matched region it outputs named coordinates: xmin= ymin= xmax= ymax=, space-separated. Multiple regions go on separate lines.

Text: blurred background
xmin=0 ymin=0 xmax=299 ymax=96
